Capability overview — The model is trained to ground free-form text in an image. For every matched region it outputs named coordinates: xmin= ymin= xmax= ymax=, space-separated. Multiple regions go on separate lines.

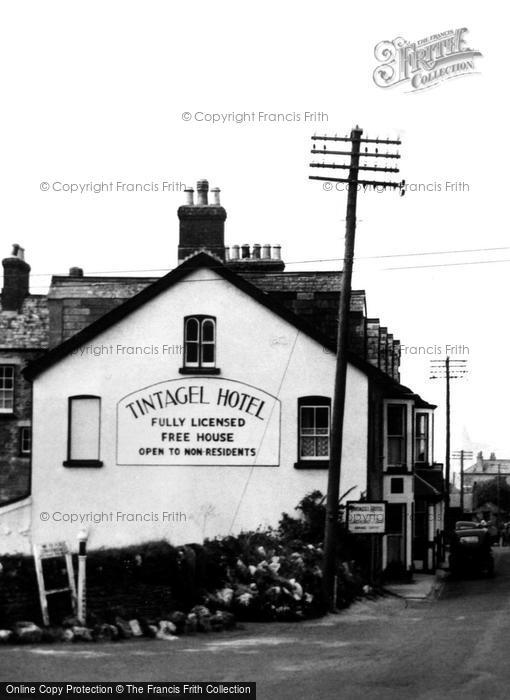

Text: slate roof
xmin=24 ymin=251 xmax=434 ymax=412
xmin=48 ymin=270 xmax=365 ymax=347
xmin=465 ymin=461 xmax=510 ymax=474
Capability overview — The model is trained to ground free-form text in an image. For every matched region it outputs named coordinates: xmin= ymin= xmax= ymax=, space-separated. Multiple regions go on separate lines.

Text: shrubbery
xmin=0 ymin=491 xmax=371 ymax=629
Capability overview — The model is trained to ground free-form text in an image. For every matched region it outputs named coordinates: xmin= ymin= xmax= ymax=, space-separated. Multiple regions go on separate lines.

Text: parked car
xmin=449 ymin=522 xmax=494 ymax=577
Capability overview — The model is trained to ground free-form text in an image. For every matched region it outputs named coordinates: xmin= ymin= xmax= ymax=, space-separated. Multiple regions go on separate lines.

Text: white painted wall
xmin=0 ymin=497 xmax=32 ymax=554
xmin=28 ymin=267 xmax=369 ymax=551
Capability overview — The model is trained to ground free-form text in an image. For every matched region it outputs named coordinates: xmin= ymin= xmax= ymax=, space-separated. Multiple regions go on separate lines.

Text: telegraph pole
xmin=430 ymin=358 xmax=468 ymax=522
xmin=452 ymin=450 xmax=473 ymax=514
xmin=446 ymin=357 xmax=451 ymax=509
xmin=309 ymin=127 xmax=404 ymax=611
xmin=497 ymin=463 xmax=501 ymax=528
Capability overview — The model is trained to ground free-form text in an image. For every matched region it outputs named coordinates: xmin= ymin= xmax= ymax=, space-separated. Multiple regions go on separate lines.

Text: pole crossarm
xmin=310 ymin=161 xmax=400 ymax=173
xmin=309 ymin=175 xmax=404 ymax=189
xmin=311 ymin=148 xmax=400 ymax=159
xmin=312 ymin=135 xmax=401 ymax=145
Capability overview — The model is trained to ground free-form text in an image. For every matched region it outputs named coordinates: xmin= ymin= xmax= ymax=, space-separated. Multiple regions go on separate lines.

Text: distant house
xmin=462 ymin=452 xmax=510 ymax=515
xmin=464 ymin=451 xmax=510 ymax=490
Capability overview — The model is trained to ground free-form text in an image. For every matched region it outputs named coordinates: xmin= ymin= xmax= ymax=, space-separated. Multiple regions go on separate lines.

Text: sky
xmin=0 ymin=1 xmax=505 ymax=471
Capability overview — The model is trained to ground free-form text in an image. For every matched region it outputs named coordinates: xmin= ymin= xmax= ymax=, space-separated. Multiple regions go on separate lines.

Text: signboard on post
xmin=33 ymin=542 xmax=77 ymax=627
xmin=347 ymin=501 xmax=386 ymax=534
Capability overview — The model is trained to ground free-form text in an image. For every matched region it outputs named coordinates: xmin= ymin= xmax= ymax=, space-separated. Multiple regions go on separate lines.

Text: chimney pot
xmin=272 ymin=245 xmax=282 ymax=260
xmin=12 ymin=244 xmax=25 ymax=261
xmin=2 ymin=245 xmax=30 ymax=312
xmin=211 ymin=187 xmax=221 ymax=206
xmin=262 ymin=244 xmax=271 ymax=259
xmin=178 ymin=179 xmax=226 ymax=263
xmin=69 ymin=267 xmax=84 ymax=277
xmin=231 ymin=245 xmax=240 ymax=260
xmin=224 ymin=246 xmax=230 ymax=261
xmin=252 ymin=243 xmax=261 ymax=259
xmin=241 ymin=244 xmax=250 ymax=259
xmin=196 ymin=179 xmax=209 ymax=206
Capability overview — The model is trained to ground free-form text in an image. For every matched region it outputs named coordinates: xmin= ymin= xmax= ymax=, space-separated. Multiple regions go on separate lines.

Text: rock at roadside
xmin=128 ymin=619 xmax=144 ymax=637
xmin=156 ymin=621 xmax=178 ymax=641
xmin=210 ymin=610 xmax=236 ymax=631
xmin=61 ymin=628 xmax=75 ymax=643
xmin=190 ymin=605 xmax=212 ymax=632
xmin=115 ymin=617 xmax=133 ymax=639
xmin=13 ymin=622 xmax=43 ymax=644
xmin=71 ymin=626 xmax=94 ymax=642
xmin=93 ymin=623 xmax=120 ymax=642
xmin=168 ymin=611 xmax=187 ymax=634
xmin=184 ymin=613 xmax=198 ymax=635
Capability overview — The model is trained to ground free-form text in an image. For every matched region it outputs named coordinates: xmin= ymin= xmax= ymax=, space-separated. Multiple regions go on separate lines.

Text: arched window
xmin=182 ymin=315 xmax=217 ymax=371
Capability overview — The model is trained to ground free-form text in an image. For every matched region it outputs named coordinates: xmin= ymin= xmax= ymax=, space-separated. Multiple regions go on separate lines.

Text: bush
xmin=1 ymin=491 xmax=372 ymax=626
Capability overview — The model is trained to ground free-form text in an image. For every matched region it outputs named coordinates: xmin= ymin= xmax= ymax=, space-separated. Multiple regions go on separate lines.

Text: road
xmin=3 ymin=548 xmax=510 ymax=699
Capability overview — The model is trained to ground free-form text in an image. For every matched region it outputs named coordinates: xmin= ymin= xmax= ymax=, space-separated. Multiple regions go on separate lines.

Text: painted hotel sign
xmin=116 ymin=377 xmax=281 ymax=466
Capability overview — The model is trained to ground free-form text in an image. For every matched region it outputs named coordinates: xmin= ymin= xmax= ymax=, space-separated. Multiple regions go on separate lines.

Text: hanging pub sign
xmin=347 ymin=501 xmax=387 ymax=534
xmin=116 ymin=377 xmax=281 ymax=466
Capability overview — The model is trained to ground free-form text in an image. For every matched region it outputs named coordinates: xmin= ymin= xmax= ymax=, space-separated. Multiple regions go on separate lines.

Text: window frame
xmin=415 ymin=411 xmax=430 ymax=464
xmin=294 ymin=395 xmax=331 ymax=469
xmin=180 ymin=315 xmax=220 ymax=374
xmin=19 ymin=425 xmax=31 ymax=456
xmin=63 ymin=394 xmax=103 ymax=468
xmin=386 ymin=403 xmax=408 ymax=468
xmin=0 ymin=365 xmax=15 ymax=414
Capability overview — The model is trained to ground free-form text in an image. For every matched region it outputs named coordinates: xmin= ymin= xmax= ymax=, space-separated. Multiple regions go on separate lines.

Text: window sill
xmin=179 ymin=367 xmax=221 ymax=375
xmin=385 ymin=466 xmax=410 ymax=474
xmin=63 ymin=459 xmax=104 ymax=468
xmin=294 ymin=460 xmax=329 ymax=470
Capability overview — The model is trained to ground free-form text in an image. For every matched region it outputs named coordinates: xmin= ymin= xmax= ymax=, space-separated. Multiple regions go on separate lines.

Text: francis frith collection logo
xmin=373 ymin=28 xmax=482 ymax=92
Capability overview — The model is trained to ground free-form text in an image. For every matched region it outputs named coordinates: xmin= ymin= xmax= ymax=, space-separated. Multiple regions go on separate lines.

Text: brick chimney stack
xmin=1 ymin=244 xmax=30 ymax=312
xmin=177 ymin=179 xmax=227 ymax=263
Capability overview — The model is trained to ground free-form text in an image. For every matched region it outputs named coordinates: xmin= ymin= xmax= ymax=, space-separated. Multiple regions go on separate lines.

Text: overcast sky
xmin=0 ymin=1 xmax=504 ymax=471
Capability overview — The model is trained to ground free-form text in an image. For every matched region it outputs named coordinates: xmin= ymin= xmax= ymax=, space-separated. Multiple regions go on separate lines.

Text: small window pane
xmin=316 ymin=436 xmax=329 ymax=456
xmin=316 ymin=407 xmax=329 ymax=428
xmin=202 ymin=319 xmax=215 ymax=342
xmin=202 ymin=343 xmax=215 ymax=364
xmin=301 ymin=437 xmax=315 ymax=457
xmin=0 ymin=366 xmax=15 ymax=411
xmin=391 ymin=477 xmax=404 ymax=494
xmin=186 ymin=318 xmax=199 ymax=342
xmin=20 ymin=427 xmax=31 ymax=455
xmin=186 ymin=342 xmax=198 ymax=364
xmin=388 ymin=437 xmax=405 ymax=465
xmin=388 ymin=405 xmax=404 ymax=435
xmin=301 ymin=407 xmax=314 ymax=429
